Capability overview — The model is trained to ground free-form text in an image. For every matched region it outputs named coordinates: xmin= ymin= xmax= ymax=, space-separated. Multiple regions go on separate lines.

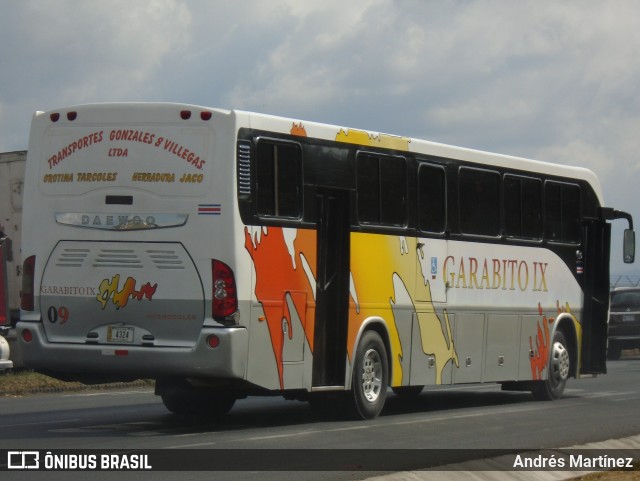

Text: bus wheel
xmin=349 ymin=330 xmax=388 ymax=419
xmin=532 ymin=331 xmax=570 ymax=401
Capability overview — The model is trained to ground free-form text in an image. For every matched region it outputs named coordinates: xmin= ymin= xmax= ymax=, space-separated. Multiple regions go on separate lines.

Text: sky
xmin=1 ymin=0 xmax=639 ymax=276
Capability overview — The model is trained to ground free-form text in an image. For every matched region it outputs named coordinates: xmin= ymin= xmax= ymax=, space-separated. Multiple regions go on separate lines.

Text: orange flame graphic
xmin=529 ymin=302 xmax=570 ymax=380
xmin=96 ymin=274 xmax=157 ymax=310
xmin=244 ymin=226 xmax=317 ymax=389
xmin=290 ymin=122 xmax=307 ymax=137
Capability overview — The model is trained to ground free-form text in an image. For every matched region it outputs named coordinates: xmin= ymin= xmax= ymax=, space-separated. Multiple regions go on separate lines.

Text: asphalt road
xmin=1 ymin=354 xmax=640 ymax=480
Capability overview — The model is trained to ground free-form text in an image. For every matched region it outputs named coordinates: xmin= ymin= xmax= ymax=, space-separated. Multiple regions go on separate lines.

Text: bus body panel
xmin=20 ymin=104 xmax=251 ymax=382
xmin=40 ymin=241 xmax=204 ymax=347
xmin=244 ymin=225 xmax=317 ymax=391
xmin=244 ymin=225 xmax=583 ymax=391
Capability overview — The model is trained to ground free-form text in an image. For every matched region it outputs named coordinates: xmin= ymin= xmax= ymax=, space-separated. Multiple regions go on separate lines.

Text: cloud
xmin=0 ymin=0 xmax=192 ymax=150
xmin=31 ymin=0 xmax=191 ymax=100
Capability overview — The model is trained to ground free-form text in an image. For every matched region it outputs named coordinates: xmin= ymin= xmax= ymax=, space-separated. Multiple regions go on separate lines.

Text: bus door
xmin=580 ymin=218 xmax=611 ymax=374
xmin=312 ymin=189 xmax=350 ymax=388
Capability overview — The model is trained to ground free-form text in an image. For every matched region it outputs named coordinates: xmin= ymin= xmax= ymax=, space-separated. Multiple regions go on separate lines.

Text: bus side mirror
xmin=624 ymin=229 xmax=635 ymax=263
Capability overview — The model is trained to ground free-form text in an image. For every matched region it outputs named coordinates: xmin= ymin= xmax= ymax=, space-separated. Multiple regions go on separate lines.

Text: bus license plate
xmin=623 ymin=314 xmax=636 ymax=322
xmin=107 ymin=326 xmax=134 ymax=343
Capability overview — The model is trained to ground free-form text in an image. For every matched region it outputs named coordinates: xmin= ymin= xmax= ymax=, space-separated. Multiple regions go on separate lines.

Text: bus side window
xmin=256 ymin=139 xmax=302 ymax=218
xmin=545 ymin=182 xmax=562 ymax=241
xmin=357 ymin=153 xmax=380 ymax=224
xmin=545 ymin=181 xmax=581 ymax=243
xmin=459 ymin=167 xmax=501 ymax=237
xmin=504 ymin=175 xmax=542 ymax=240
xmin=563 ymin=184 xmax=581 ymax=242
xmin=356 ymin=153 xmax=407 ymax=227
xmin=418 ymin=163 xmax=446 ymax=234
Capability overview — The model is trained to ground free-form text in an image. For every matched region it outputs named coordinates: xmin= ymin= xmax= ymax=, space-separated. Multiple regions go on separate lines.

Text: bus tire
xmin=532 ymin=331 xmax=570 ymax=401
xmin=349 ymin=330 xmax=388 ymax=419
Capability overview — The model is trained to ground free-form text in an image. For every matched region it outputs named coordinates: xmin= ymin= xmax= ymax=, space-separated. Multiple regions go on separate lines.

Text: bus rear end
xmin=18 ymin=104 xmax=248 ymax=413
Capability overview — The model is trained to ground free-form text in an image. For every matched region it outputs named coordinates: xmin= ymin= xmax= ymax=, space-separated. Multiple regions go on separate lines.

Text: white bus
xmin=18 ymin=103 xmax=635 ymax=419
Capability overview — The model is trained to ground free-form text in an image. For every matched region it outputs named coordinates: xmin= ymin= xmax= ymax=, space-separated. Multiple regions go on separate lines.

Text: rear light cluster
xmin=20 ymin=255 xmax=36 ymax=344
xmin=212 ymin=259 xmax=238 ymax=320
xmin=21 ymin=255 xmax=35 ymax=311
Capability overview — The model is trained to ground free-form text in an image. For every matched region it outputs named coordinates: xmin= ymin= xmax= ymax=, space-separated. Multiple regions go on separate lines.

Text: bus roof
xmin=30 ymin=103 xmax=604 ymax=203
xmin=236 ymin=108 xmax=604 ymax=203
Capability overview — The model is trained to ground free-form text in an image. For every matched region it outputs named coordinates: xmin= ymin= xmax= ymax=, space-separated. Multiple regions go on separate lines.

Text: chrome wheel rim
xmin=550 ymin=341 xmax=570 ymax=385
xmin=361 ymin=348 xmax=383 ymax=403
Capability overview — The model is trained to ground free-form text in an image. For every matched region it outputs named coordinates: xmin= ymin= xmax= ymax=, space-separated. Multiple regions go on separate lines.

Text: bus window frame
xmin=355 ymin=150 xmax=408 ymax=229
xmin=254 ymin=136 xmax=304 ymax=222
xmin=458 ymin=166 xmax=502 ymax=239
xmin=543 ymin=180 xmax=582 ymax=246
xmin=417 ymin=161 xmax=448 ymax=236
xmin=503 ymin=173 xmax=544 ymax=243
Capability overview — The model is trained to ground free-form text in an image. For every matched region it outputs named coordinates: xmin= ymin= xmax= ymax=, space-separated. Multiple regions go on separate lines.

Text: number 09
xmin=47 ymin=306 xmax=70 ymax=324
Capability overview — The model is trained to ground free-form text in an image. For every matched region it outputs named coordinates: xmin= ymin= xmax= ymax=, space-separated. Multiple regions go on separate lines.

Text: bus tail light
xmin=212 ymin=259 xmax=238 ymax=320
xmin=21 ymin=255 xmax=35 ymax=311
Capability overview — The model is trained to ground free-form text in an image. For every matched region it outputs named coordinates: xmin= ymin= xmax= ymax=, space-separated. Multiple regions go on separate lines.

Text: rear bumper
xmin=16 ymin=322 xmax=248 ymax=380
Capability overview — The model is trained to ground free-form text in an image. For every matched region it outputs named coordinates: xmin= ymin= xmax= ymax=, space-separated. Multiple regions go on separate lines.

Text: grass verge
xmin=0 ymin=369 xmax=153 ymax=396
xmin=573 ymin=464 xmax=640 ymax=481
